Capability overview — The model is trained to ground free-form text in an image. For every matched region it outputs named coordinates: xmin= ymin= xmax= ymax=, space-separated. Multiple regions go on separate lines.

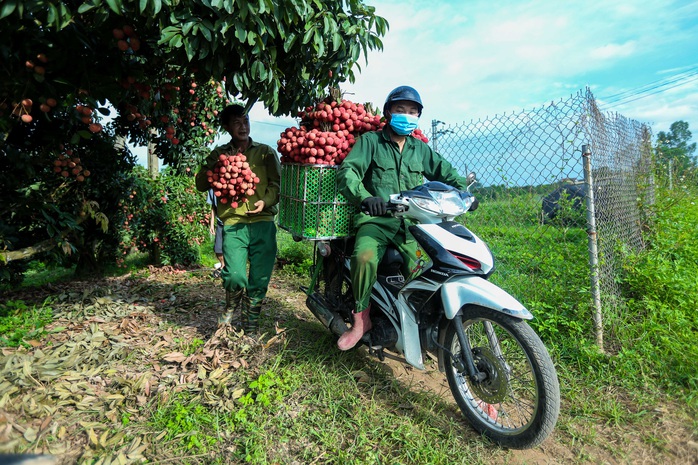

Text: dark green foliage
xmin=655 ymin=121 xmax=697 ymax=176
xmin=276 ymin=229 xmax=314 ymax=276
xmin=0 ymin=126 xmax=136 ymax=284
xmin=116 ymin=166 xmax=209 ymax=267
xmin=615 ymin=190 xmax=698 ymax=396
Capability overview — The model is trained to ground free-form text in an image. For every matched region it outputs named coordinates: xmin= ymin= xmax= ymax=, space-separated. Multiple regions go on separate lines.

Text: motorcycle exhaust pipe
xmin=306 ymin=293 xmax=349 ymax=337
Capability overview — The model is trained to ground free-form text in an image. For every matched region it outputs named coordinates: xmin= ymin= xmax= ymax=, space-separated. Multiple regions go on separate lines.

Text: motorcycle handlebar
xmin=359 ymin=203 xmax=404 ymax=216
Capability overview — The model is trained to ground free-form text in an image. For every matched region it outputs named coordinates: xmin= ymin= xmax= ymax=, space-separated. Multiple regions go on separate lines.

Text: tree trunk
xmin=148 ymin=128 xmax=159 ymax=179
xmin=74 ymin=242 xmax=101 ymax=278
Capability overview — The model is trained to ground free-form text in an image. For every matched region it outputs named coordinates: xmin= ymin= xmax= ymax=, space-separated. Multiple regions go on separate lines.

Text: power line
xmin=600 ymin=65 xmax=698 ymax=109
xmin=601 ymin=65 xmax=698 ymax=102
xmin=604 ymin=74 xmax=698 ymax=110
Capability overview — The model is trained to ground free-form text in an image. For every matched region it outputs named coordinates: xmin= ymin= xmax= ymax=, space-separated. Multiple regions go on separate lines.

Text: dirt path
xmin=1 ymin=268 xmax=696 ymax=464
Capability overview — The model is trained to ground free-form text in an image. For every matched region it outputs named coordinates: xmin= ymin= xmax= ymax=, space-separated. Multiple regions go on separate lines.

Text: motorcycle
xmin=303 ymin=175 xmax=560 ymax=449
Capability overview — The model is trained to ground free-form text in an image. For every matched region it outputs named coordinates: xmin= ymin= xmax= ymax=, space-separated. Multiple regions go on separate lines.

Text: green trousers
xmin=221 ymin=221 xmax=277 ymax=308
xmin=350 ymin=222 xmax=429 ymax=311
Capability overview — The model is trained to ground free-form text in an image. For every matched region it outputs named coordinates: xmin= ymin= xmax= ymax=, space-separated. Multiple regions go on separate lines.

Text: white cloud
xmin=225 ymin=0 xmax=698 ymax=149
xmin=590 ymin=41 xmax=637 ymax=60
xmin=333 ymin=0 xmax=698 ymax=138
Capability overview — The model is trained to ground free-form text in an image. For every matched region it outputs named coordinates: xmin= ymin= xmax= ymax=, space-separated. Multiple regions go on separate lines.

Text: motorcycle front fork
xmin=452 ymin=314 xmax=488 ymax=383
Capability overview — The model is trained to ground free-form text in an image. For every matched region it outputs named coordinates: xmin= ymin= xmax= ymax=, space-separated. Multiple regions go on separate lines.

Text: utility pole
xmin=431 ymin=119 xmax=442 ymax=151
xmin=431 ymin=119 xmax=453 ymax=152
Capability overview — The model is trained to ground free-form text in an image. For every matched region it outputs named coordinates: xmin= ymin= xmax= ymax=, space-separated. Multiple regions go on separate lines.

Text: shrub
xmin=116 ymin=166 xmax=210 ymax=266
xmin=615 ymin=190 xmax=698 ymax=395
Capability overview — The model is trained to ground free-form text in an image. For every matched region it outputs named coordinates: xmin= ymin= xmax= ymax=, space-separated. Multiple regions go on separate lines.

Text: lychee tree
xmin=0 ymin=0 xmax=387 ymax=282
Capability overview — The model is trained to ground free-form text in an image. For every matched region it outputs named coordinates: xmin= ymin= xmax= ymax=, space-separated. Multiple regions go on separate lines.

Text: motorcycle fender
xmin=440 ymin=277 xmax=533 ymax=320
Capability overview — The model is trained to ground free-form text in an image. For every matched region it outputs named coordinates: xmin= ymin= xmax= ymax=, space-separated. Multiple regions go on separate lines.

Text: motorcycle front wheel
xmin=443 ymin=305 xmax=560 ymax=449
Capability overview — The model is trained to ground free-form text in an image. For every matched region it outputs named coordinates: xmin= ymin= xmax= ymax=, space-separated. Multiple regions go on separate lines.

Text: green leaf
xmin=139 ymin=0 xmax=148 ymax=14
xmin=57 ymin=2 xmax=72 ymax=29
xmin=198 ymin=45 xmax=209 ymax=60
xmin=184 ymin=37 xmax=200 ymax=61
xmin=152 ymin=0 xmax=162 ymax=14
xmin=247 ymin=30 xmax=257 ymax=47
xmin=232 ymin=73 xmax=243 ymax=91
xmin=77 ymin=130 xmax=92 ymax=139
xmin=284 ymin=32 xmax=297 ymax=53
xmin=182 ymin=21 xmax=195 ymax=36
xmin=331 ymin=32 xmax=341 ymax=51
xmin=77 ymin=3 xmax=94 ymax=14
xmin=302 ymin=26 xmax=314 ymax=45
xmin=158 ymin=26 xmax=181 ymax=45
xmin=97 ymin=107 xmax=110 ymax=116
xmin=105 ymin=0 xmax=122 ymax=14
xmin=313 ymin=30 xmax=324 ymax=56
xmin=235 ymin=21 xmax=246 ymax=43
xmin=199 ymin=23 xmax=212 ymax=42
xmin=47 ymin=4 xmax=57 ymax=26
xmin=0 ymin=0 xmax=16 ymax=20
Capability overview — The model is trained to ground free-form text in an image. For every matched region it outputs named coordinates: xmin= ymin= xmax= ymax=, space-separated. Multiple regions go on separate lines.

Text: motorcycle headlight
xmin=411 ymin=196 xmax=440 ymax=213
xmin=431 ymin=190 xmax=469 ymax=216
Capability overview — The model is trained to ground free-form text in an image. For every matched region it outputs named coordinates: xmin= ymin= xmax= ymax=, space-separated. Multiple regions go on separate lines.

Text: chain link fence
xmin=434 ymin=88 xmax=654 ymax=348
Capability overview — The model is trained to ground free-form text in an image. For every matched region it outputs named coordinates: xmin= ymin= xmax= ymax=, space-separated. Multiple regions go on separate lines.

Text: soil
xmin=1 ymin=267 xmax=696 ymax=465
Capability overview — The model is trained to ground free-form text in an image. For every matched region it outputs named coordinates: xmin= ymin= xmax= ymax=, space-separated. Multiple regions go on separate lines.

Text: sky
xmin=134 ymin=0 xmax=698 ymax=165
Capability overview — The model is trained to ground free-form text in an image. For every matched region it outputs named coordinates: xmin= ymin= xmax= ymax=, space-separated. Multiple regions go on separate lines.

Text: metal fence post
xmin=582 ymin=144 xmax=604 ymax=351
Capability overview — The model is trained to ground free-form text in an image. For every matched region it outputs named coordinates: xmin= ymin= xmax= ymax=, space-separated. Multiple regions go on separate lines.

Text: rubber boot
xmin=218 ymin=289 xmax=243 ymax=326
xmin=238 ymin=294 xmax=254 ymax=333
xmin=243 ymin=306 xmax=261 ymax=335
xmin=337 ymin=306 xmax=372 ymax=351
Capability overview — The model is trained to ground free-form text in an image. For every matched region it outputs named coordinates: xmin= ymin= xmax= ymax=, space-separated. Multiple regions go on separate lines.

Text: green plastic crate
xmin=279 ymin=164 xmax=357 ymax=240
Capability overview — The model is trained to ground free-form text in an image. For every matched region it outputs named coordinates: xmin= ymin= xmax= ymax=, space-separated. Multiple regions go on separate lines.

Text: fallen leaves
xmin=0 ymin=272 xmax=286 ymax=463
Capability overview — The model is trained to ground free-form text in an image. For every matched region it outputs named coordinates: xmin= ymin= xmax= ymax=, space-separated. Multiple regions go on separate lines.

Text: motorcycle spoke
xmin=453 ymin=318 xmax=540 ymax=432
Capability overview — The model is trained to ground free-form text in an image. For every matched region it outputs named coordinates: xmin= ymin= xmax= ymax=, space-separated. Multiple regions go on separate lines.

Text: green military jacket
xmin=195 ymin=138 xmax=281 ymax=225
xmin=338 ymin=127 xmax=468 ymax=233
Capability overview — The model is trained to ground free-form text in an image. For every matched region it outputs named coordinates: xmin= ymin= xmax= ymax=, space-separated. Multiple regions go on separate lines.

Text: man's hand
xmin=361 ymin=196 xmax=387 ymax=216
xmin=209 ymin=224 xmax=216 ymax=235
xmin=246 ymin=200 xmax=265 ymax=214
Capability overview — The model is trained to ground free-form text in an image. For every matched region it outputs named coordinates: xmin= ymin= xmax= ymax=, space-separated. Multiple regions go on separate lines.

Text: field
xmin=0 ymin=188 xmax=696 ymax=464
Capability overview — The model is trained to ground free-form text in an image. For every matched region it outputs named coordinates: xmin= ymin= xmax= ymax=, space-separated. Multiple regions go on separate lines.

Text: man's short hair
xmin=219 ymin=104 xmax=247 ymax=127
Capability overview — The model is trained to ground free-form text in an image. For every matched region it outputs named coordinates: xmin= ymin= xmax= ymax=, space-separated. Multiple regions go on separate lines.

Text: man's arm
xmin=337 ymin=134 xmax=374 ymax=205
xmin=260 ymin=147 xmax=281 ymax=208
xmin=423 ymin=148 xmax=469 ymax=190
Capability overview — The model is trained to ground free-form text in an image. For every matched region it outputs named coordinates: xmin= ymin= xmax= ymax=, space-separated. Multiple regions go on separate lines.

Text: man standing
xmin=336 ymin=86 xmax=469 ymax=350
xmin=195 ymin=104 xmax=281 ymax=334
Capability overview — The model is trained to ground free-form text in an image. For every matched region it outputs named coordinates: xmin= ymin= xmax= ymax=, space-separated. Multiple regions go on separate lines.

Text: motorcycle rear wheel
xmin=443 ymin=305 xmax=560 ymax=449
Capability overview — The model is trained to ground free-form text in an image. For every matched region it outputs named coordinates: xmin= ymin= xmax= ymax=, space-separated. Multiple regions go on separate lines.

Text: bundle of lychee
xmin=53 ymin=151 xmax=91 ymax=182
xmin=277 ymin=98 xmax=383 ymax=165
xmin=278 ymin=97 xmax=429 ymax=165
xmin=205 ymin=152 xmax=259 ymax=208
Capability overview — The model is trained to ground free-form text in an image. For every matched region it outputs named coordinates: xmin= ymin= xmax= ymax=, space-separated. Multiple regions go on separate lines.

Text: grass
xmin=2 ymin=187 xmax=697 ymax=463
xmin=141 ymin=329 xmax=496 ymax=464
xmin=0 ymin=299 xmax=54 ymax=347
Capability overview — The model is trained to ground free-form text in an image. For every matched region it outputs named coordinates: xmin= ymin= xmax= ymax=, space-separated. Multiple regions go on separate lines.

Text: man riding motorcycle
xmin=336 ymin=85 xmax=470 ymax=350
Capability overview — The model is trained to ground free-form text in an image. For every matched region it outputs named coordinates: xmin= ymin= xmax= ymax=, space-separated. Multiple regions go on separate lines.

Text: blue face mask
xmin=389 ymin=113 xmax=420 ymax=136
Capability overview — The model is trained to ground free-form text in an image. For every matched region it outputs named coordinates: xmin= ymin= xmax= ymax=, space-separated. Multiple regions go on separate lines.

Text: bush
xmin=276 ymin=229 xmax=313 ymax=276
xmin=116 ymin=166 xmax=210 ymax=267
xmin=615 ymin=190 xmax=698 ymax=396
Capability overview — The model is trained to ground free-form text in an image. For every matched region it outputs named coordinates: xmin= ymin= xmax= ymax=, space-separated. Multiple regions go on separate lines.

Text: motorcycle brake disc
xmin=469 ymin=346 xmax=509 ymax=404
